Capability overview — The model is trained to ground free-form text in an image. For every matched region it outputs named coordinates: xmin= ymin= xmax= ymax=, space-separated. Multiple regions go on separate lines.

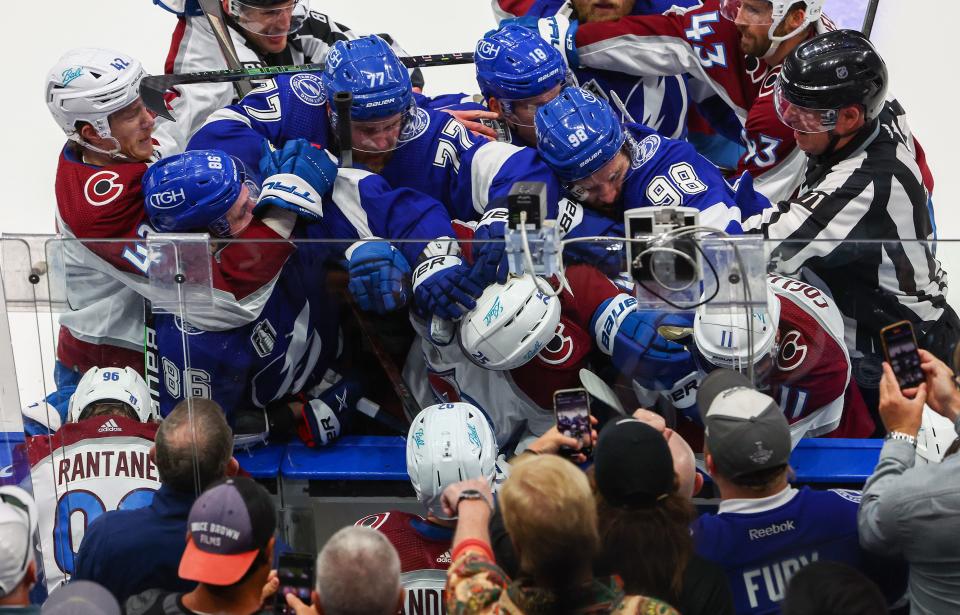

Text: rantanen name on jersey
xmin=55 ymin=448 xmax=157 ymax=487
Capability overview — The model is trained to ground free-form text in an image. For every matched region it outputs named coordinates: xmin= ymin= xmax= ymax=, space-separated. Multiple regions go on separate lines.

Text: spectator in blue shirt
xmin=73 ymin=399 xmax=238 ymax=603
xmin=691 ymin=369 xmax=905 ymax=615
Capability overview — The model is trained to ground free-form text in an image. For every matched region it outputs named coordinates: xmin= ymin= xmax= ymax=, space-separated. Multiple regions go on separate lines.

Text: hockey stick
xmin=861 ymin=0 xmax=881 ymax=38
xmin=197 ymin=0 xmax=253 ymax=100
xmin=143 ymin=298 xmax=162 ymax=419
xmin=335 ymin=91 xmax=419 ymax=425
xmin=141 ymin=51 xmax=476 ymax=120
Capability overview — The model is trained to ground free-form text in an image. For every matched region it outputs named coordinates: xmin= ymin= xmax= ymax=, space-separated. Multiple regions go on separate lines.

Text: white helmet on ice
xmin=459 ymin=275 xmax=561 ymax=370
xmin=720 ymin=0 xmax=824 ymax=59
xmin=692 ymin=285 xmax=781 ymax=380
xmin=67 ymin=366 xmax=155 ymax=424
xmin=45 ymin=48 xmax=146 ymax=149
xmin=406 ymin=402 xmax=498 ymax=519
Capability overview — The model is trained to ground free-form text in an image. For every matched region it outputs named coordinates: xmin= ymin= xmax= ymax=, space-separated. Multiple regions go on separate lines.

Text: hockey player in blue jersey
xmin=536 ymin=86 xmax=771 ymax=231
xmin=474 ymin=23 xmax=692 ymax=146
xmin=187 ymin=35 xmax=625 ymax=311
xmin=141 ymin=147 xmax=468 ymax=444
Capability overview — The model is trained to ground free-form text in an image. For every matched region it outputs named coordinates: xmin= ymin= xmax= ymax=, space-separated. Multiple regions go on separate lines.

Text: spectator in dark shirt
xmin=781 ymin=561 xmax=887 ymax=615
xmin=592 ymin=417 xmax=734 ymax=615
xmin=74 ymin=399 xmax=237 ymax=602
xmin=126 ymin=477 xmax=277 ymax=615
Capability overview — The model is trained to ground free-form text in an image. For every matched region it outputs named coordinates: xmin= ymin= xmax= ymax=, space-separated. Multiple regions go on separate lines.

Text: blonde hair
xmin=500 ymin=455 xmax=599 ymax=587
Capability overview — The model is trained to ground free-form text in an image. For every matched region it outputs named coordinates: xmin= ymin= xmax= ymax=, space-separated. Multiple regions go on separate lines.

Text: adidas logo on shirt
xmin=98 ymin=419 xmax=122 ymax=433
xmin=436 ymin=551 xmax=451 ymax=564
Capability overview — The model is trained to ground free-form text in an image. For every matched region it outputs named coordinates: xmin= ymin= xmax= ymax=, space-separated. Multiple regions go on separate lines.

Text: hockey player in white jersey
xmin=24 ymin=366 xmax=160 ymax=591
xmin=356 ymin=402 xmax=498 ymax=615
xmin=690 ymin=274 xmax=875 ymax=444
xmin=45 ymin=47 xmax=337 ymax=394
xmin=156 ymin=0 xmax=408 ymax=156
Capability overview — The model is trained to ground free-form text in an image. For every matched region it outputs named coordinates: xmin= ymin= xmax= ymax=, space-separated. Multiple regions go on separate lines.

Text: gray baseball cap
xmin=698 ymin=369 xmax=791 ymax=479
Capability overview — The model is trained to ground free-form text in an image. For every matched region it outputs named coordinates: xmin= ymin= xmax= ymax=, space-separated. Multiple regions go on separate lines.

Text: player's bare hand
xmin=440 ymin=478 xmax=494 ymax=518
xmin=879 ymin=362 xmax=926 ymax=436
xmin=909 ymin=349 xmax=960 ymax=421
xmin=442 ymin=109 xmax=500 ymax=141
xmin=261 ymin=569 xmax=279 ymax=604
xmin=285 ymin=591 xmax=320 ymax=615
xmin=527 ymin=416 xmax=598 ymax=463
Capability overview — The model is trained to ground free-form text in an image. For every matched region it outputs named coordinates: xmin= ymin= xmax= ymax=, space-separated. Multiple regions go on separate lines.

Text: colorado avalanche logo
xmin=290 ymin=73 xmax=326 ymax=106
xmin=83 ymin=170 xmax=124 ymax=206
xmin=630 ymin=134 xmax=661 ymax=170
xmin=398 ymin=106 xmax=431 ymax=145
xmin=776 ymin=329 xmax=808 ymax=372
xmin=539 ymin=322 xmax=574 ymax=366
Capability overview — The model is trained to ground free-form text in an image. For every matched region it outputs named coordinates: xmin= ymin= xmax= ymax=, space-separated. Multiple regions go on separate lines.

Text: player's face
xmin=500 ymin=84 xmax=563 ymax=146
xmin=108 ymin=98 xmax=156 ymax=162
xmin=567 ymin=151 xmax=631 ymax=208
xmin=224 ymin=184 xmax=256 ymax=237
xmin=235 ymin=0 xmax=298 ymax=53
xmin=351 ymin=113 xmax=404 ymax=153
xmin=572 ymin=0 xmax=637 ymax=22
xmin=727 ymin=0 xmax=775 ymax=57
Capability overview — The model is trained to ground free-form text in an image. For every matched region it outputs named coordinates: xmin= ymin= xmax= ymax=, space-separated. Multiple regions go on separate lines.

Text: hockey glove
xmin=257 ymin=139 xmax=337 ymax=222
xmin=591 ymin=296 xmax=696 ymax=390
xmin=297 ymin=376 xmax=362 ymax=448
xmin=500 ymin=15 xmax=579 ymax=68
xmin=471 ymin=207 xmax=510 ymax=286
xmin=347 ymin=240 xmax=412 ymax=314
xmin=733 ymin=172 xmax=774 ymax=224
xmin=412 ymin=255 xmax=483 ymax=321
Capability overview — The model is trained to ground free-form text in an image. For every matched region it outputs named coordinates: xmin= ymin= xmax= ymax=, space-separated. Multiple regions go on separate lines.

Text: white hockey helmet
xmin=45 ymin=48 xmax=146 ymax=145
xmin=406 ymin=402 xmax=498 ymax=519
xmin=692 ymin=285 xmax=781 ymax=381
xmin=0 ymin=486 xmax=38 ymax=597
xmin=720 ymin=0 xmax=824 ymax=58
xmin=67 ymin=366 xmax=155 ymax=424
xmin=459 ymin=275 xmax=561 ymax=370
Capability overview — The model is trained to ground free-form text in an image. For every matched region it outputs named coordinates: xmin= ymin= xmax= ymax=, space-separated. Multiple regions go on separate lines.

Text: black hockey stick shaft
xmin=861 ymin=0 xmax=881 ymax=38
xmin=334 ymin=97 xmax=418 ymax=425
xmin=196 ymin=0 xmax=252 ymax=100
xmin=142 ymin=52 xmax=475 ymax=120
xmin=346 ymin=294 xmax=421 ymax=425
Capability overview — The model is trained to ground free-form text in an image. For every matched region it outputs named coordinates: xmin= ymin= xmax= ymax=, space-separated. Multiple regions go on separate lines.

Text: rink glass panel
xmin=1 ymin=235 xmax=958 ymax=587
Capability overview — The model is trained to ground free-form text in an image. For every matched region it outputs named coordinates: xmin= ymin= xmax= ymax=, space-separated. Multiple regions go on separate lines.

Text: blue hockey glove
xmin=471 ymin=207 xmax=510 ymax=285
xmin=257 ymin=139 xmax=337 ymax=222
xmin=297 ymin=375 xmax=362 ymax=448
xmin=732 ymin=171 xmax=774 ymax=221
xmin=412 ymin=255 xmax=483 ymax=321
xmin=591 ymin=296 xmax=696 ymax=390
xmin=501 ymin=15 xmax=579 ymax=68
xmin=347 ymin=241 xmax=412 ymax=314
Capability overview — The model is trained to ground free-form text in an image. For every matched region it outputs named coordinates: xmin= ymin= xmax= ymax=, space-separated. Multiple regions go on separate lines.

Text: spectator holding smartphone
xmin=858 ymin=349 xmax=960 ymax=614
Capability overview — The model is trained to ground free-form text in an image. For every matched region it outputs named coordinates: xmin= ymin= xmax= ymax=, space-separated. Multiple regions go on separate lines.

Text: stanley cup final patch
xmin=251 ymin=319 xmax=278 ymax=358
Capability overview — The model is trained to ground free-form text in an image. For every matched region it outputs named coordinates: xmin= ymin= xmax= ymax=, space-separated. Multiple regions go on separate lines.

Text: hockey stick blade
xmin=579 ymin=368 xmax=627 ymax=416
xmin=142 ymin=52 xmax=476 ymax=120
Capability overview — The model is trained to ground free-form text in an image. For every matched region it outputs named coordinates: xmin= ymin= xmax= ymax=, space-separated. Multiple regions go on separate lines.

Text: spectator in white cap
xmin=0 ymin=486 xmax=39 ymax=614
xmin=692 ymin=369 xmax=906 ymax=615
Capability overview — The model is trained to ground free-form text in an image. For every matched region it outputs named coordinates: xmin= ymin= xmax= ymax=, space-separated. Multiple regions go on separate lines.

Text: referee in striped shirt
xmin=747 ymin=29 xmax=959 ymax=367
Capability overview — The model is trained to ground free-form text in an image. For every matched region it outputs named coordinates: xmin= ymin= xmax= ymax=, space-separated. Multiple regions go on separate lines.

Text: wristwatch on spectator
xmin=456 ymin=489 xmax=493 ymax=513
xmin=885 ymin=431 xmax=917 ymax=447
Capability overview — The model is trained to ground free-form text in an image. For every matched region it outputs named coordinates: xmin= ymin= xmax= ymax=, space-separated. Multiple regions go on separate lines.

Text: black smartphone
xmin=274 ymin=552 xmax=315 ymax=615
xmin=553 ymin=388 xmax=593 ymax=456
xmin=880 ymin=320 xmax=925 ymax=389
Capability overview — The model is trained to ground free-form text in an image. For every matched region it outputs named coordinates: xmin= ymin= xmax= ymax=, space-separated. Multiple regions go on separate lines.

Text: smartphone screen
xmin=275 ymin=553 xmax=315 ymax=615
xmin=554 ymin=388 xmax=592 ymax=455
xmin=881 ymin=321 xmax=925 ymax=389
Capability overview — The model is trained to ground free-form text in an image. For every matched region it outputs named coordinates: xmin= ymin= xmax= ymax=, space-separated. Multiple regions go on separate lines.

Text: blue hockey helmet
xmin=143 ymin=149 xmax=255 ymax=237
xmin=321 ymin=35 xmax=418 ymax=153
xmin=475 ymin=25 xmax=567 ymax=103
xmin=535 ymin=86 xmax=625 ymax=183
